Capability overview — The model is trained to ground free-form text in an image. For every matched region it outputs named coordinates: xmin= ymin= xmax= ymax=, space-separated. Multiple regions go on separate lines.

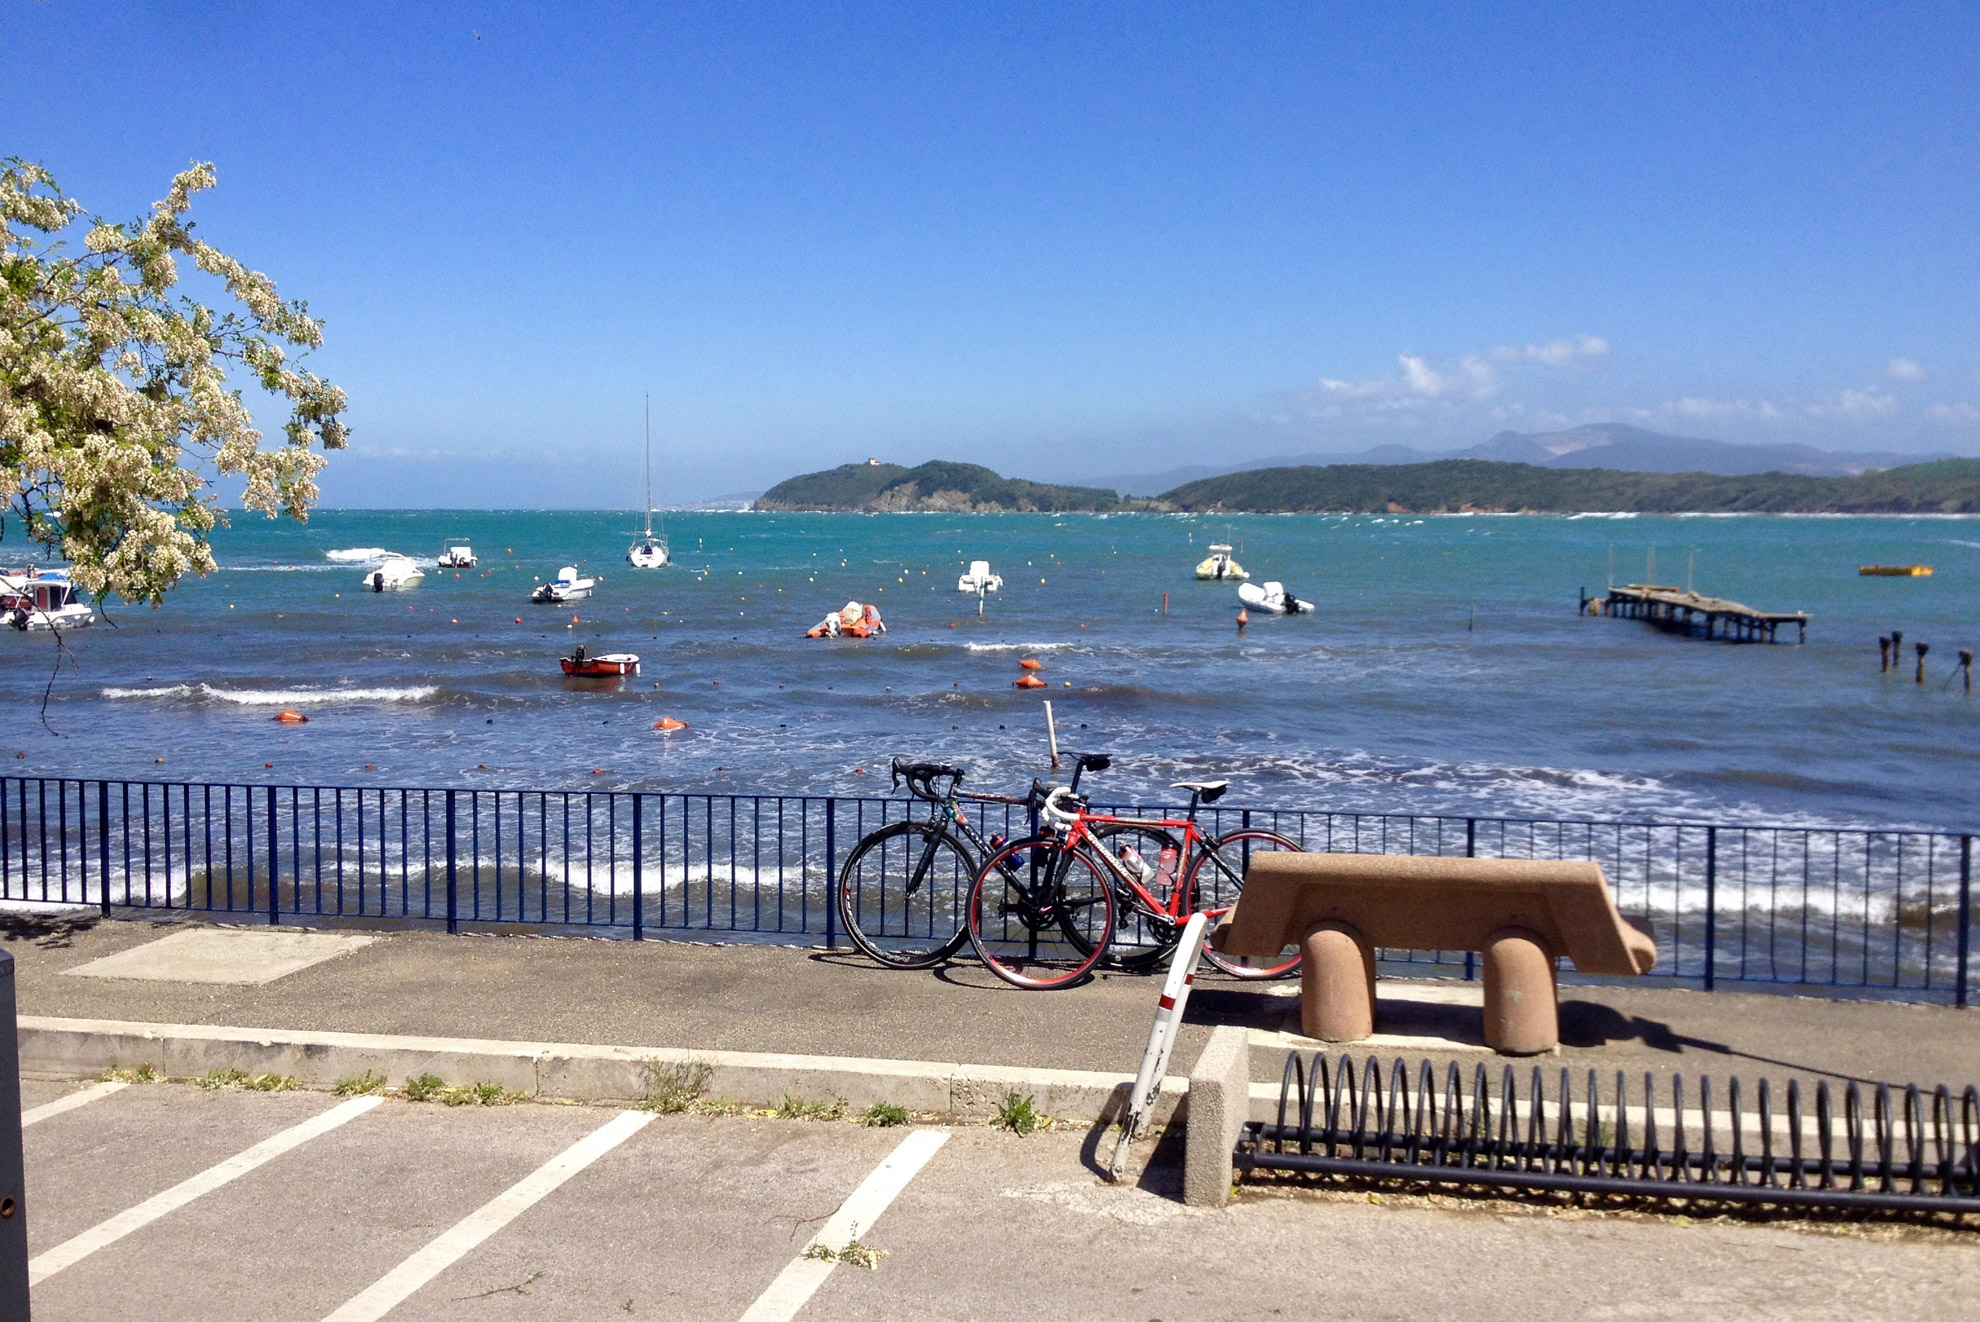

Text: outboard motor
xmin=370 ymin=570 xmax=384 ymax=592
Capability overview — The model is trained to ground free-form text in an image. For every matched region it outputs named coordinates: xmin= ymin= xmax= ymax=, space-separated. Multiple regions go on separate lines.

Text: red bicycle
xmin=965 ymin=754 xmax=1304 ymax=989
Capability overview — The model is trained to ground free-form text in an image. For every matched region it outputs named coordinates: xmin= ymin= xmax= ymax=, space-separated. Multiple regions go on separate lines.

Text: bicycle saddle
xmin=1171 ymin=780 xmax=1228 ymax=804
xmin=1073 ymin=753 xmax=1111 ymax=772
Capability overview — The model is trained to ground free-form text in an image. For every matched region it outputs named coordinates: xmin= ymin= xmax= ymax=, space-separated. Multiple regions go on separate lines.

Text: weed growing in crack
xmin=858 ymin=1102 xmax=910 ymax=1127
xmin=403 ymin=1073 xmax=446 ymax=1102
xmin=196 ymin=1068 xmax=297 ymax=1092
xmin=334 ymin=1070 xmax=387 ymax=1097
xmin=992 ymin=1090 xmax=1043 ymax=1134
xmin=98 ymin=1064 xmax=160 ymax=1084
xmin=640 ymin=1059 xmax=712 ymax=1114
xmin=803 ymin=1225 xmax=888 ymax=1270
xmin=776 ymin=1094 xmax=846 ymax=1121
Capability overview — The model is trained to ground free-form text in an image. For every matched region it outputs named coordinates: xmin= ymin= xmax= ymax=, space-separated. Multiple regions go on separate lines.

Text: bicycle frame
xmin=1066 ymin=806 xmax=1214 ymax=925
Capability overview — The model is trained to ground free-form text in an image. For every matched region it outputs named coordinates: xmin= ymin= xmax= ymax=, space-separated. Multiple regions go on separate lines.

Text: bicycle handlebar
xmin=892 ymin=759 xmax=964 ymax=801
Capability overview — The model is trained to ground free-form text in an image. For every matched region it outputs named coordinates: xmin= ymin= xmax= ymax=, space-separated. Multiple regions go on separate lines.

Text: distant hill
xmin=1083 ymin=425 xmax=1953 ymax=494
xmin=1157 ymin=457 xmax=1980 ymax=514
xmin=755 ymin=460 xmax=1130 ymax=512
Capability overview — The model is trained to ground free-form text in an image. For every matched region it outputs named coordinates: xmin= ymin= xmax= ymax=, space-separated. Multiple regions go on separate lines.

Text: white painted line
xmin=320 ymin=1108 xmax=654 ymax=1322
xmin=739 ymin=1128 xmax=950 ymax=1322
xmin=22 ymin=1080 xmax=126 ymax=1127
xmin=29 ymin=1094 xmax=382 ymax=1285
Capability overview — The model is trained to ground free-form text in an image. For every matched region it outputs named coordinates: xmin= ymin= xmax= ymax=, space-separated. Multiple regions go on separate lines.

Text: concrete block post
xmin=1183 ymin=1024 xmax=1250 ymax=1208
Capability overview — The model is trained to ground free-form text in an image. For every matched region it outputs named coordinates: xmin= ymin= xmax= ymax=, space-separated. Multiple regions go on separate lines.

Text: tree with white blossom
xmin=0 ymin=158 xmax=347 ymax=608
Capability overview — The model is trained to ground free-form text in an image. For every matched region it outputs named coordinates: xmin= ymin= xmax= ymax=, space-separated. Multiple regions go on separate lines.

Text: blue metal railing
xmin=1 ymin=774 xmax=1972 ymax=1005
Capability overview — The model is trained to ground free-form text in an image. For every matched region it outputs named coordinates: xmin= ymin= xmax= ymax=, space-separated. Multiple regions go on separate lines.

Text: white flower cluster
xmin=0 ymin=158 xmax=347 ymax=605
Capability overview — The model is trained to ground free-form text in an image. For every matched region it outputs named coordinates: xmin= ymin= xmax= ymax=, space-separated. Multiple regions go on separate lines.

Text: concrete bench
xmin=1211 ymin=853 xmax=1657 ymax=1054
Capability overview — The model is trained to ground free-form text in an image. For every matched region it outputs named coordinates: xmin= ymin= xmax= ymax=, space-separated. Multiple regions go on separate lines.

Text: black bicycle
xmin=834 ymin=759 xmax=1042 ymax=968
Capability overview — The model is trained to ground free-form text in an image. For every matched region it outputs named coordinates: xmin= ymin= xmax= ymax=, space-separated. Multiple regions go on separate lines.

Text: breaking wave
xmin=102 ymin=683 xmax=440 ymax=705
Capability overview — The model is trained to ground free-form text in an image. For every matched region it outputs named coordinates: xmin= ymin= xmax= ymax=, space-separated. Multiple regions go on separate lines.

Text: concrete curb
xmin=19 ymin=1016 xmax=1189 ymax=1126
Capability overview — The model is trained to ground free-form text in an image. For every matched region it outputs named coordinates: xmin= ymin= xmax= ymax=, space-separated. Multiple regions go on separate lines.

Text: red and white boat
xmin=561 ymin=646 xmax=640 ymax=677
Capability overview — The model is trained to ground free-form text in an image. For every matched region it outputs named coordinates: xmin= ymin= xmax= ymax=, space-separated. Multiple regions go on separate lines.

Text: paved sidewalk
xmin=5 ymin=914 xmax=1977 ymax=1092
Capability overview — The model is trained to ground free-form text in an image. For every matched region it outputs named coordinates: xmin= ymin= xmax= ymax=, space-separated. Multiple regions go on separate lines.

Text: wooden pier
xmin=1582 ymin=583 xmax=1808 ymax=644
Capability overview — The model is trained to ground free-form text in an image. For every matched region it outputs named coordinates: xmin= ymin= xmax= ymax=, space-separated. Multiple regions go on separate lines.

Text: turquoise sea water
xmin=3 ymin=510 xmax=1975 ymax=830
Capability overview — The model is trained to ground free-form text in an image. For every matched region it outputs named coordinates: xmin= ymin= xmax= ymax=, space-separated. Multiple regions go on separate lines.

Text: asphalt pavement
xmin=16 ymin=1076 xmax=1978 ymax=1321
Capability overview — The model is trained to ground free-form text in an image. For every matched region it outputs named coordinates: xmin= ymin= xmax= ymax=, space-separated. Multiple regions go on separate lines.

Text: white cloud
xmin=1818 ymin=388 xmax=1899 ymax=418
xmin=1927 ymin=402 xmax=1980 ymax=423
xmin=1312 ymin=352 xmax=1500 ymax=404
xmin=1488 ymin=334 xmax=1611 ymax=368
xmin=1887 ymin=358 xmax=1927 ymax=382
xmin=1654 ymin=397 xmax=1786 ymax=422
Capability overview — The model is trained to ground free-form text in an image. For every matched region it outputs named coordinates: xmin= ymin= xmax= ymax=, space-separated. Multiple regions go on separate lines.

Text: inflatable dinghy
xmin=1237 ymin=581 xmax=1313 ymax=615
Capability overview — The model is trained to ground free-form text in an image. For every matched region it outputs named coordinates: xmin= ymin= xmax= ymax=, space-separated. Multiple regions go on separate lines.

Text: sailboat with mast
xmin=627 ymin=394 xmax=670 ymax=569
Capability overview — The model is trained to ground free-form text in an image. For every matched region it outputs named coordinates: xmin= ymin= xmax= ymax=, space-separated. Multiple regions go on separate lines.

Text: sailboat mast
xmin=643 ymin=394 xmax=654 ymax=538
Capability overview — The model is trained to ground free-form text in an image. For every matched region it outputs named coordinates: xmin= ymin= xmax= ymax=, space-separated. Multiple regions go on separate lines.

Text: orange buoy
xmin=515 ymin=616 xmax=523 ymax=623
xmin=272 ymin=709 xmax=308 ymax=724
xmin=1013 ymin=674 xmax=1047 ymax=689
xmin=652 ymin=717 xmax=689 ymax=731
xmin=264 ymin=761 xmax=274 ymax=768
xmin=1019 ymin=658 xmax=1043 ymax=671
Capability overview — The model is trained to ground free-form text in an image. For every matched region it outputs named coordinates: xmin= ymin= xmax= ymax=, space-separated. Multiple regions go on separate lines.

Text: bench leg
xmin=1299 ymin=921 xmax=1376 ymax=1042
xmin=1481 ymin=927 xmax=1558 ymax=1054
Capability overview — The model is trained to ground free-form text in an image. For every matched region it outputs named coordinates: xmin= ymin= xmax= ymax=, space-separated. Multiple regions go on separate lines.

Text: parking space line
xmin=29 ymin=1094 xmax=384 ymax=1286
xmin=738 ymin=1128 xmax=950 ymax=1322
xmin=22 ymin=1080 xmax=127 ymax=1127
xmin=319 ymin=1108 xmax=655 ymax=1322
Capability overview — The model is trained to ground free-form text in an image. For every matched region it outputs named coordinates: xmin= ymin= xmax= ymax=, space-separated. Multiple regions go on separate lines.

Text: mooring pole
xmin=1043 ymin=700 xmax=1060 ymax=768
xmin=1162 ymin=591 xmax=1169 ymax=617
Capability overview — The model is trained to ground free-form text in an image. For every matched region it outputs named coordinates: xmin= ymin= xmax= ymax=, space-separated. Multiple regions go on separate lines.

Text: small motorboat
xmin=436 ymin=540 xmax=477 ymax=569
xmin=957 ymin=560 xmax=1003 ymax=594
xmin=561 ymin=645 xmax=639 ymax=677
xmin=1859 ymin=565 xmax=1933 ymax=577
xmin=1237 ymin=581 xmax=1313 ymax=615
xmin=531 ymin=566 xmax=596 ymax=603
xmin=365 ymin=556 xmax=425 ymax=591
xmin=1195 ymin=544 xmax=1249 ymax=581
xmin=1 ymin=567 xmax=95 ymax=630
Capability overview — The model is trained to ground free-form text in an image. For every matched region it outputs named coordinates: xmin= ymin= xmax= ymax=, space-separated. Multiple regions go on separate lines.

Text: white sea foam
xmin=102 ymin=683 xmax=438 ymax=705
xmin=963 ymin=641 xmax=1077 ymax=653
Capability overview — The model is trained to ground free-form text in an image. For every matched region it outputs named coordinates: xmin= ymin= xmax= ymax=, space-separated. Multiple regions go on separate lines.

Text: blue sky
xmin=6 ymin=2 xmax=1978 ymax=504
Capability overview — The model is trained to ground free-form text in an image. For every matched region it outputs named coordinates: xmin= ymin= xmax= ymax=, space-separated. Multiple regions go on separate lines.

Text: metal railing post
xmin=0 ymin=950 xmax=27 ymax=1320
xmin=266 ymin=784 xmax=280 ymax=926
xmin=1957 ymin=834 xmax=1972 ymax=1009
xmin=445 ymin=789 xmax=459 ymax=935
xmin=1703 ymin=826 xmax=1718 ymax=991
xmin=632 ymin=793 xmax=644 ymax=941
xmin=97 ymin=779 xmax=112 ymax=917
xmin=1464 ymin=818 xmax=1477 ymax=981
xmin=823 ymin=798 xmax=838 ymax=948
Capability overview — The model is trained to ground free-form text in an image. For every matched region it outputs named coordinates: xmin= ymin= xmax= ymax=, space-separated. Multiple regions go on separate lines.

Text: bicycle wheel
xmin=1081 ymin=822 xmax=1186 ymax=972
xmin=1187 ymin=827 xmax=1305 ymax=979
xmin=836 ymin=819 xmax=975 ymax=968
xmin=966 ymin=834 xmax=1115 ymax=989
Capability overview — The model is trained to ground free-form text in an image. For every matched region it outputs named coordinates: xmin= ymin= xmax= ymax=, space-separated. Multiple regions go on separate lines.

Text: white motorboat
xmin=957 ymin=560 xmax=1003 ymax=594
xmin=1195 ymin=543 xmax=1249 ymax=581
xmin=1237 ymin=580 xmax=1313 ymax=615
xmin=627 ymin=395 xmax=670 ymax=570
xmin=531 ymin=566 xmax=596 ymax=603
xmin=364 ymin=556 xmax=425 ymax=591
xmin=436 ymin=540 xmax=477 ymax=569
xmin=1 ymin=567 xmax=95 ymax=630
